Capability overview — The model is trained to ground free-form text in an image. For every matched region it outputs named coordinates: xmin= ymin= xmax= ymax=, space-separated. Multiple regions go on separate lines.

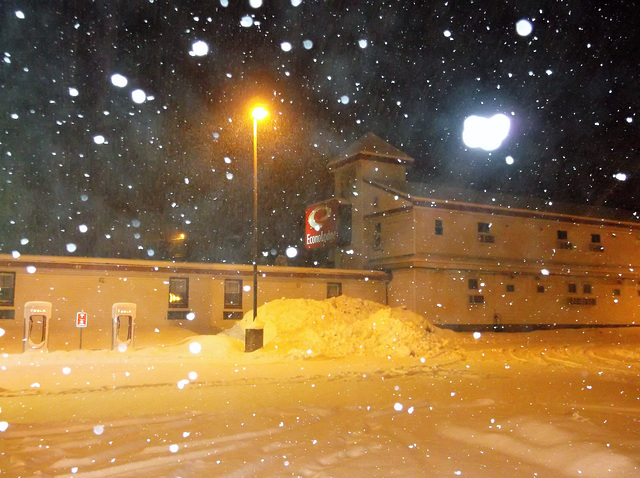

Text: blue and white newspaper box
xmin=23 ymin=301 xmax=52 ymax=352
xmin=111 ymin=302 xmax=136 ymax=350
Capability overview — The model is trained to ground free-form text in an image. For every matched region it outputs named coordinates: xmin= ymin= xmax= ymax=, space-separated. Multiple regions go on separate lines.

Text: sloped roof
xmin=328 ymin=132 xmax=414 ymax=170
xmin=406 ymin=182 xmax=640 ymax=224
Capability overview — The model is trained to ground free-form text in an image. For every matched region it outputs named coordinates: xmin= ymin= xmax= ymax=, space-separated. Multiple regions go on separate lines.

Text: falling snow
xmin=0 ymin=298 xmax=639 ymax=476
xmin=0 ymin=4 xmax=639 ymax=472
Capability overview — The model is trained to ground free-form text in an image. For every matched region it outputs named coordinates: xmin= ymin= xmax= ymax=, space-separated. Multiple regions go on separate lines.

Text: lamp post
xmin=251 ymin=106 xmax=268 ymax=322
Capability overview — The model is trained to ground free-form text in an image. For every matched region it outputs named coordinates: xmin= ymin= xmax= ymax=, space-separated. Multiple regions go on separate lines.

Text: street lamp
xmin=251 ymin=106 xmax=268 ymax=322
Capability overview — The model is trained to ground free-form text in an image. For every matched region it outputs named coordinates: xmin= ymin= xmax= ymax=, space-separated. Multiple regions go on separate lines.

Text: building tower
xmin=328 ymin=133 xmax=414 ymax=269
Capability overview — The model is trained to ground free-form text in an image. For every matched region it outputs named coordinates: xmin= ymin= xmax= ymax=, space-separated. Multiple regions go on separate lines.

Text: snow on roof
xmin=407 ymin=182 xmax=640 ymax=224
xmin=328 ymin=133 xmax=414 ymax=170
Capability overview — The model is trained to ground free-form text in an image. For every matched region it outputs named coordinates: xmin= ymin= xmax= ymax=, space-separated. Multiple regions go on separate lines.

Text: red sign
xmin=76 ymin=312 xmax=88 ymax=328
xmin=305 ymin=199 xmax=339 ymax=250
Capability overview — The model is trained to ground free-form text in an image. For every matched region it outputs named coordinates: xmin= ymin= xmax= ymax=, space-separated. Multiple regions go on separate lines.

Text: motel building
xmin=2 ymin=133 xmax=640 ymax=352
xmin=326 ymin=133 xmax=640 ymax=331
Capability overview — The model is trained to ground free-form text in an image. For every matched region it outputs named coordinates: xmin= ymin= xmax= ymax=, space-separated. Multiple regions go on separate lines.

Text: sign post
xmin=76 ymin=311 xmax=87 ymax=349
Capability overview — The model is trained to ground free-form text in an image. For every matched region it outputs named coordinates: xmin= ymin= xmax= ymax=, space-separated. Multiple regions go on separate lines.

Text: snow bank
xmin=237 ymin=296 xmax=448 ymax=358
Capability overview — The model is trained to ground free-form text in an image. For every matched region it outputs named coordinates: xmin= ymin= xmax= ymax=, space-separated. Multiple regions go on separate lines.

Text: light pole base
xmin=244 ymin=327 xmax=264 ymax=352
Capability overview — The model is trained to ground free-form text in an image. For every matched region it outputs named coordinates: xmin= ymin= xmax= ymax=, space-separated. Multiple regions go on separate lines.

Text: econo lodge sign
xmin=305 ymin=199 xmax=340 ymax=249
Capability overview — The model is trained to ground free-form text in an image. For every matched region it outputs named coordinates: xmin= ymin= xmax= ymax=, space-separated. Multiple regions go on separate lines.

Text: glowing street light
xmin=252 ymin=106 xmax=268 ymax=122
xmin=251 ymin=105 xmax=268 ymax=322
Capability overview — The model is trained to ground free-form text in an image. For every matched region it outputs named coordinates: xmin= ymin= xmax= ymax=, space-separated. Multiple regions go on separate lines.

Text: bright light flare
xmin=189 ymin=40 xmax=209 ymax=57
xmin=516 ymin=19 xmax=533 ymax=37
xmin=285 ymin=246 xmax=298 ymax=258
xmin=462 ymin=114 xmax=511 ymax=151
xmin=252 ymin=106 xmax=268 ymax=121
xmin=131 ymin=89 xmax=147 ymax=104
xmin=110 ymin=74 xmax=128 ymax=88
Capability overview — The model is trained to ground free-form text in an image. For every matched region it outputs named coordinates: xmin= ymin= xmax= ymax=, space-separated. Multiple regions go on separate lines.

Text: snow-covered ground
xmin=1 ymin=296 xmax=639 ymax=477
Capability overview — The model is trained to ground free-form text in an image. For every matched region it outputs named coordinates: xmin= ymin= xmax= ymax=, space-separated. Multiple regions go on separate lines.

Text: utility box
xmin=112 ymin=302 xmax=136 ymax=350
xmin=244 ymin=327 xmax=264 ymax=352
xmin=23 ymin=301 xmax=52 ymax=353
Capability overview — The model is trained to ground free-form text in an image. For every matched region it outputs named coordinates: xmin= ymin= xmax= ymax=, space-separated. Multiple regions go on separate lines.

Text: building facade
xmin=0 ymin=255 xmax=388 ymax=353
xmin=328 ymin=133 xmax=640 ymax=329
xmin=2 ymin=134 xmax=639 ymax=353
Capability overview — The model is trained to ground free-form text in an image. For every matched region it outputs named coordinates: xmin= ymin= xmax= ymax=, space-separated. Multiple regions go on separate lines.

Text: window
xmin=468 ymin=295 xmax=485 ymax=305
xmin=568 ymin=297 xmax=597 ymax=306
xmin=0 ymin=272 xmax=16 ymax=307
xmin=557 ymin=230 xmax=573 ymax=249
xmin=537 ymin=285 xmax=545 ymax=293
xmin=506 ymin=284 xmax=515 ymax=293
xmin=613 ymin=288 xmax=621 ymax=296
xmin=478 ymin=222 xmax=491 ymax=233
xmin=327 ymin=282 xmax=342 ymax=298
xmin=168 ymin=277 xmax=189 ymax=308
xmin=468 ymin=278 xmax=479 ymax=290
xmin=435 ymin=219 xmax=443 ymax=236
xmin=224 ymin=279 xmax=242 ymax=309
xmin=589 ymin=234 xmax=604 ymax=252
xmin=568 ymin=283 xmax=577 ymax=294
xmin=373 ymin=222 xmax=382 ymax=251
xmin=478 ymin=222 xmax=494 ymax=243
xmin=583 ymin=283 xmax=592 ymax=294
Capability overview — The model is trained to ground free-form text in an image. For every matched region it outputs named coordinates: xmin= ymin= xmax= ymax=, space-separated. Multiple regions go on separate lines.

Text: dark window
xmin=613 ymin=289 xmax=621 ymax=296
xmin=591 ymin=234 xmax=601 ymax=243
xmin=224 ymin=279 xmax=242 ymax=309
xmin=568 ymin=297 xmax=597 ymax=306
xmin=537 ymin=285 xmax=545 ymax=293
xmin=557 ymin=230 xmax=568 ymax=240
xmin=327 ymin=282 xmax=342 ymax=298
xmin=583 ymin=283 xmax=592 ymax=294
xmin=568 ymin=283 xmax=577 ymax=293
xmin=0 ymin=310 xmax=15 ymax=320
xmin=168 ymin=311 xmax=191 ymax=320
xmin=468 ymin=295 xmax=485 ymax=304
xmin=435 ymin=219 xmax=444 ymax=236
xmin=373 ymin=222 xmax=382 ymax=251
xmin=168 ymin=277 xmax=189 ymax=308
xmin=468 ymin=278 xmax=479 ymax=290
xmin=506 ymin=284 xmax=515 ymax=293
xmin=0 ymin=272 xmax=16 ymax=307
xmin=223 ymin=311 xmax=244 ymax=320
xmin=478 ymin=222 xmax=491 ymax=233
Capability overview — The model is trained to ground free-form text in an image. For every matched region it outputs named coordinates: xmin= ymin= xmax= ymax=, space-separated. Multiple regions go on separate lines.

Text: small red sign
xmin=305 ymin=199 xmax=339 ymax=250
xmin=76 ymin=312 xmax=88 ymax=328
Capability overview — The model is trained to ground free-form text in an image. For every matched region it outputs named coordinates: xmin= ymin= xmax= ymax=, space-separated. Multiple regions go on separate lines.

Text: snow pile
xmin=239 ymin=296 xmax=448 ymax=358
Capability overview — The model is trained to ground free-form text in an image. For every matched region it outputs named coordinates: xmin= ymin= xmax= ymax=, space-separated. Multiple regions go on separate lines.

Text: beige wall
xmin=363 ymin=183 xmax=640 ymax=327
xmin=364 ymin=209 xmax=415 ymax=261
xmin=0 ymin=257 xmax=388 ymax=353
xmin=330 ymin=147 xmax=640 ymax=329
xmin=333 ymin=160 xmax=412 ymax=269
xmin=389 ymin=267 xmax=640 ymax=327
xmin=412 ymin=207 xmax=638 ymax=268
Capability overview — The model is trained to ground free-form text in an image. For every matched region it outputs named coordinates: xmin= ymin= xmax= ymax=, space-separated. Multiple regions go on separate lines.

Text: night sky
xmin=0 ymin=1 xmax=638 ymax=264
